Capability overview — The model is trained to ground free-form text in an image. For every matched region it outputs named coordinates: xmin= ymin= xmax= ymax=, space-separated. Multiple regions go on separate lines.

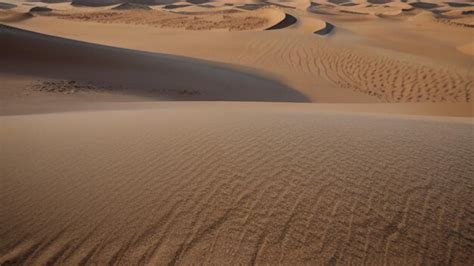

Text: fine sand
xmin=1 ymin=105 xmax=473 ymax=265
xmin=1 ymin=0 xmax=473 ymax=264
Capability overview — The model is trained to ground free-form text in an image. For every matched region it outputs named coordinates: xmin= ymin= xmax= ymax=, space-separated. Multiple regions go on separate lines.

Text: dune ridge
xmin=42 ymin=8 xmax=288 ymax=31
xmin=0 ymin=24 xmax=307 ymax=102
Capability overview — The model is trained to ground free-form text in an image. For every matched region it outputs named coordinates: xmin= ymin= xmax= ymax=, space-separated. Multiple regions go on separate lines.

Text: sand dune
xmin=0 ymin=25 xmax=306 ymax=102
xmin=265 ymin=12 xmax=297 ymax=29
xmin=40 ymin=7 xmax=289 ymax=31
xmin=0 ymin=2 xmax=16 ymax=9
xmin=2 ymin=8 xmax=471 ymax=107
xmin=314 ymin=21 xmax=334 ymax=34
xmin=1 ymin=104 xmax=473 ymax=265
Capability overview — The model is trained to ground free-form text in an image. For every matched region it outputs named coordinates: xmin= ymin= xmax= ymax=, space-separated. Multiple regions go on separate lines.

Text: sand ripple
xmin=238 ymin=34 xmax=472 ymax=102
xmin=1 ymin=107 xmax=473 ymax=264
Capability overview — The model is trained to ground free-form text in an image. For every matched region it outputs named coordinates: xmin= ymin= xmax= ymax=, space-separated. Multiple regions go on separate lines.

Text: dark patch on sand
xmin=0 ymin=2 xmax=17 ymax=9
xmin=328 ymin=0 xmax=350 ymax=4
xmin=36 ymin=0 xmax=70 ymax=3
xmin=409 ymin=2 xmax=439 ymax=9
xmin=367 ymin=0 xmax=392 ymax=4
xmin=187 ymin=0 xmax=209 ymax=4
xmin=445 ymin=2 xmax=472 ymax=7
xmin=71 ymin=0 xmax=122 ymax=7
xmin=163 ymin=3 xmax=190 ymax=9
xmin=237 ymin=3 xmax=267 ymax=10
xmin=314 ymin=22 xmax=334 ymax=35
xmin=29 ymin=6 xmax=52 ymax=12
xmin=112 ymin=2 xmax=151 ymax=10
xmin=340 ymin=9 xmax=369 ymax=14
xmin=341 ymin=2 xmax=358 ymax=6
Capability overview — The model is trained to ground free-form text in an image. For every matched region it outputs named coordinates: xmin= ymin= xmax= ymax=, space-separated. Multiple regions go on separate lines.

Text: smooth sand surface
xmin=1 ymin=0 xmax=473 ymax=264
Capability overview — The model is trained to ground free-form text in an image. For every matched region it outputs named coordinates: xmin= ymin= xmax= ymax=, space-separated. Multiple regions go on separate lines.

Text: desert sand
xmin=1 ymin=0 xmax=473 ymax=264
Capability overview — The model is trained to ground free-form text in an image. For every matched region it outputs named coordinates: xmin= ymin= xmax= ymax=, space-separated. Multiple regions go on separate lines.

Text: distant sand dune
xmin=265 ymin=12 xmax=297 ymax=30
xmin=43 ymin=8 xmax=286 ymax=31
xmin=237 ymin=32 xmax=472 ymax=103
xmin=1 ymin=106 xmax=473 ymax=264
xmin=0 ymin=2 xmax=16 ymax=9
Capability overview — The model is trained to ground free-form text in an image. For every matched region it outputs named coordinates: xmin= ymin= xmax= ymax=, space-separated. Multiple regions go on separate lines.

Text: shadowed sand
xmin=1 ymin=105 xmax=473 ymax=265
xmin=0 ymin=25 xmax=308 ymax=102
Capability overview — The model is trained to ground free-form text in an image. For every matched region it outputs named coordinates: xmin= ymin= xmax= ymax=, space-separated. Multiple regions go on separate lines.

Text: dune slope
xmin=1 ymin=105 xmax=473 ymax=265
xmin=0 ymin=25 xmax=306 ymax=102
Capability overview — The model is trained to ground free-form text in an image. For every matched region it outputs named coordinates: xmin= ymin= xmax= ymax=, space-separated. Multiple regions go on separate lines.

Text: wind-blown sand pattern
xmin=236 ymin=33 xmax=472 ymax=102
xmin=1 ymin=106 xmax=473 ymax=265
xmin=46 ymin=8 xmax=282 ymax=31
xmin=1 ymin=0 xmax=473 ymax=264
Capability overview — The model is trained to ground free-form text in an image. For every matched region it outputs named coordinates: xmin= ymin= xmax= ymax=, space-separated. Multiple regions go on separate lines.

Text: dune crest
xmin=0 ymin=24 xmax=307 ymax=102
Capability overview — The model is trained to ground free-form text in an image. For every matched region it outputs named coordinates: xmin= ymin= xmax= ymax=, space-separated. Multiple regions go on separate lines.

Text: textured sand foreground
xmin=1 ymin=0 xmax=474 ymax=264
xmin=1 ymin=105 xmax=473 ymax=265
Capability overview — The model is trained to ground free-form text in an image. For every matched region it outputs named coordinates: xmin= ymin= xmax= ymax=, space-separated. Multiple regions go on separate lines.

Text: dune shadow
xmin=0 ymin=24 xmax=309 ymax=102
xmin=112 ymin=3 xmax=152 ymax=10
xmin=237 ymin=3 xmax=268 ymax=10
xmin=367 ymin=0 xmax=392 ymax=4
xmin=265 ymin=13 xmax=297 ymax=30
xmin=409 ymin=2 xmax=439 ymax=9
xmin=71 ymin=0 xmax=122 ymax=7
xmin=0 ymin=2 xmax=17 ymax=9
xmin=163 ymin=4 xmax=190 ymax=9
xmin=446 ymin=2 xmax=472 ymax=7
xmin=314 ymin=22 xmax=334 ymax=35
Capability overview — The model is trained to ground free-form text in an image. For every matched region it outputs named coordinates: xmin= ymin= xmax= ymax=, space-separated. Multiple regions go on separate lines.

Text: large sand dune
xmin=0 ymin=25 xmax=306 ymax=102
xmin=1 ymin=105 xmax=473 ymax=265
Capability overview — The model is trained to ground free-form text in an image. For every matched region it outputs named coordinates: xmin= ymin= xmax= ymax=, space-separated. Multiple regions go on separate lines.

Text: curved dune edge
xmin=32 ymin=6 xmax=289 ymax=31
xmin=1 ymin=106 xmax=473 ymax=265
xmin=0 ymin=24 xmax=307 ymax=102
xmin=314 ymin=21 xmax=334 ymax=35
xmin=265 ymin=12 xmax=297 ymax=30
